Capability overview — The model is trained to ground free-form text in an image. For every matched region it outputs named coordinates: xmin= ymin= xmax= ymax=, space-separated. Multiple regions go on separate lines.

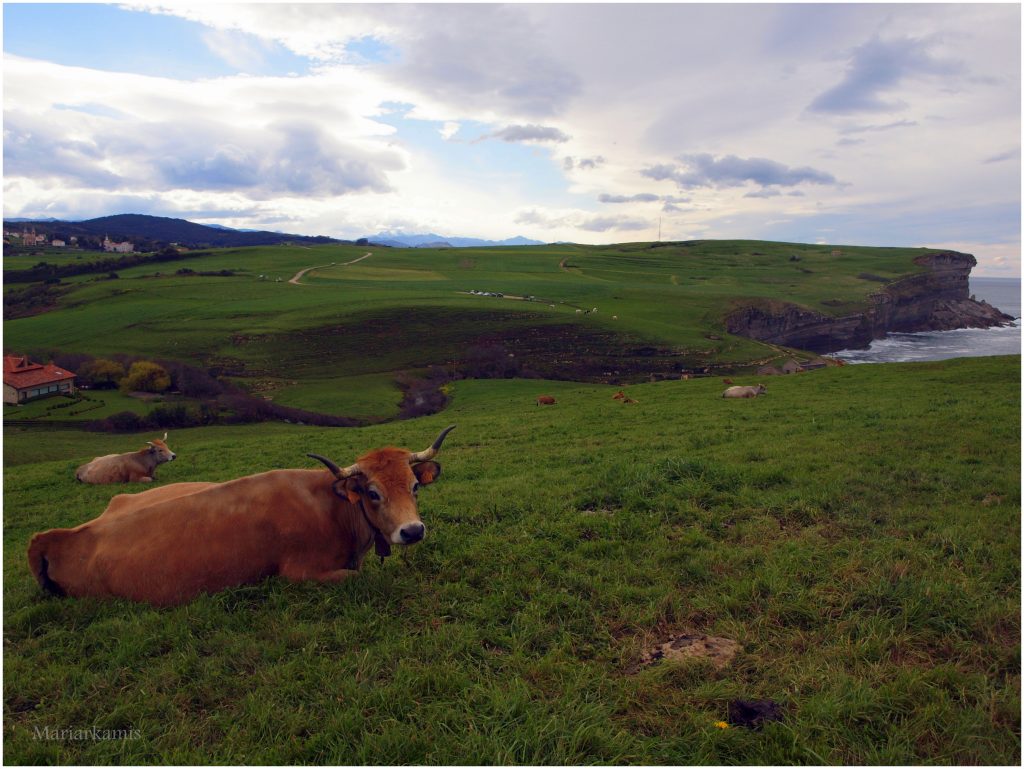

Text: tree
xmin=120 ymin=361 xmax=171 ymax=393
xmin=79 ymin=358 xmax=126 ymax=389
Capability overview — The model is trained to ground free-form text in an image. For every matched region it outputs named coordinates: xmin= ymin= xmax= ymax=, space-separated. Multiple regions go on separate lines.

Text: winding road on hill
xmin=288 ymin=252 xmax=373 ymax=285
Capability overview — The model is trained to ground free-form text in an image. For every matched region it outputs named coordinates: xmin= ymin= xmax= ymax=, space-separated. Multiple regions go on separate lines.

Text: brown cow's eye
xmin=368 ymin=490 xmax=381 ymax=502
xmin=412 ymin=483 xmax=420 ymax=494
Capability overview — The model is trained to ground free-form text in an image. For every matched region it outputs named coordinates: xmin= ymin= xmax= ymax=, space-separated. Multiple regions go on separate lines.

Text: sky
xmin=2 ymin=2 xmax=1021 ymax=275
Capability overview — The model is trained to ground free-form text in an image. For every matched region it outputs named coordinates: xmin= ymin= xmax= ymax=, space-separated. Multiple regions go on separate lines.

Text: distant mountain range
xmin=3 ymin=214 xmax=546 ymax=250
xmin=366 ymin=232 xmax=545 ymax=248
xmin=3 ymin=214 xmax=344 ymax=249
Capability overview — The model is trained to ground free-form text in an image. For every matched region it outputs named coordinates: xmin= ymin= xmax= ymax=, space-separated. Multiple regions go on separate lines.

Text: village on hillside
xmin=3 ymin=228 xmax=134 ymax=253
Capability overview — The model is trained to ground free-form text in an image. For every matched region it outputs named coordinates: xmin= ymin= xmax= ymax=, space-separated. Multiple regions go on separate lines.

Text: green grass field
xmin=3 ymin=390 xmax=156 ymax=423
xmin=3 ymin=356 xmax=1019 ymax=764
xmin=4 ymin=239 xmax=937 ymax=420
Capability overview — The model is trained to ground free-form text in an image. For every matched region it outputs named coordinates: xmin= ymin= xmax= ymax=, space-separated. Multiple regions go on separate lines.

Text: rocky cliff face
xmin=725 ymin=251 xmax=1015 ymax=353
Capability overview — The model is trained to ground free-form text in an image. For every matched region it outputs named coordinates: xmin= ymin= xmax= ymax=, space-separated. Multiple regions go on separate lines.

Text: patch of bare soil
xmin=627 ymin=633 xmax=742 ymax=674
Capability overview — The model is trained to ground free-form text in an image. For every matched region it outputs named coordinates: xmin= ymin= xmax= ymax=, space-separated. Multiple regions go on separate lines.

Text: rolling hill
xmin=3 ymin=214 xmax=346 ymax=249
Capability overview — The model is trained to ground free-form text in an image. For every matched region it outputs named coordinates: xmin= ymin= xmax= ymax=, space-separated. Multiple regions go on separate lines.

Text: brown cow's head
xmin=145 ymin=433 xmax=176 ymax=464
xmin=308 ymin=425 xmax=455 ymax=554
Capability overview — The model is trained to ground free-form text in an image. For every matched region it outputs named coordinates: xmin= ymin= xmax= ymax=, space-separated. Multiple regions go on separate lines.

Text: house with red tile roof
xmin=3 ymin=354 xmax=76 ymax=404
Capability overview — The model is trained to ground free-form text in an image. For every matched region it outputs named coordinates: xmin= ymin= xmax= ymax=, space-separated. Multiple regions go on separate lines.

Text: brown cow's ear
xmin=340 ymin=476 xmax=366 ymax=504
xmin=412 ymin=461 xmax=441 ymax=485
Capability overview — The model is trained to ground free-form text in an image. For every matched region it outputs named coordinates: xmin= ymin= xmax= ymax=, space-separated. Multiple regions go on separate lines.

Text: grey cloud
xmin=565 ymin=155 xmax=605 ymax=170
xmin=514 ymin=210 xmax=552 ymax=227
xmin=642 ymin=153 xmax=837 ymax=189
xmin=5 ymin=110 xmax=404 ymax=200
xmin=743 ymin=189 xmax=782 ymax=199
xmin=840 ymin=119 xmax=917 ymax=134
xmin=809 ymin=36 xmax=967 ymax=114
xmin=3 ymin=113 xmax=124 ymax=189
xmin=514 ymin=209 xmax=650 ymax=233
xmin=154 ymin=120 xmax=402 ymax=197
xmin=385 ymin=5 xmax=581 ymax=117
xmin=836 ymin=138 xmax=865 ymax=147
xmin=481 ymin=124 xmax=570 ymax=143
xmin=579 ymin=215 xmax=650 ymax=232
xmin=598 ymin=193 xmax=660 ymax=204
xmin=984 ymin=147 xmax=1020 ymax=164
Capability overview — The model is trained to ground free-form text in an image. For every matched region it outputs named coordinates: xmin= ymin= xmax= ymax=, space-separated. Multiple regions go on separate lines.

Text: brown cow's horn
xmin=409 ymin=424 xmax=457 ymax=463
xmin=307 ymin=454 xmax=360 ymax=478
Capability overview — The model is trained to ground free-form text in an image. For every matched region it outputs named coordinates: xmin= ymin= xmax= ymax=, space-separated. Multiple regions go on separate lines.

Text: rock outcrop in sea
xmin=724 ymin=251 xmax=1015 ymax=353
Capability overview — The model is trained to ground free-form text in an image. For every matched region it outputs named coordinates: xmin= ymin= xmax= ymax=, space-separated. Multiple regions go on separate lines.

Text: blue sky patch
xmin=3 ymin=4 xmax=310 ymax=79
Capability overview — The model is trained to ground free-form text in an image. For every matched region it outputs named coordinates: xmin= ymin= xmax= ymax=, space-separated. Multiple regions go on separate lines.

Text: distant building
xmin=3 ymin=354 xmax=76 ymax=404
xmin=8 ymin=229 xmax=47 ymax=245
xmin=103 ymin=235 xmax=134 ymax=253
xmin=51 ymin=239 xmax=66 ymax=247
xmin=781 ymin=359 xmax=803 ymax=374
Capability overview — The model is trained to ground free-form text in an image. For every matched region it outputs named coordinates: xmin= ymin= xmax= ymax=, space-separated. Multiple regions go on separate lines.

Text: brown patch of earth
xmin=626 ymin=633 xmax=742 ymax=674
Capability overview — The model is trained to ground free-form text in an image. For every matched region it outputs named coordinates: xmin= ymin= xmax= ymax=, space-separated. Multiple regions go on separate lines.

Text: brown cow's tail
xmin=27 ymin=531 xmax=67 ymax=597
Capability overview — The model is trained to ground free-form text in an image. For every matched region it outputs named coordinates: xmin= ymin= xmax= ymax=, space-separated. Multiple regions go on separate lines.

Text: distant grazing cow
xmin=722 ymin=378 xmax=734 ymax=385
xmin=612 ymin=391 xmax=626 ymax=400
xmin=622 ymin=397 xmax=638 ymax=404
xmin=29 ymin=426 xmax=456 ymax=606
xmin=722 ymin=384 xmax=767 ymax=399
xmin=680 ymin=373 xmax=693 ymax=380
xmin=536 ymin=395 xmax=557 ymax=406
xmin=75 ymin=434 xmax=177 ymax=484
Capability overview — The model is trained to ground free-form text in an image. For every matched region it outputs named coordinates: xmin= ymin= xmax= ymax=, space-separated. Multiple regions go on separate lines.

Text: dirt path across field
xmin=288 ymin=252 xmax=373 ymax=285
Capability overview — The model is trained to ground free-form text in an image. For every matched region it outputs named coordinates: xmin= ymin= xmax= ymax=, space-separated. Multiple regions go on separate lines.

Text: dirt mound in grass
xmin=628 ymin=633 xmax=742 ymax=673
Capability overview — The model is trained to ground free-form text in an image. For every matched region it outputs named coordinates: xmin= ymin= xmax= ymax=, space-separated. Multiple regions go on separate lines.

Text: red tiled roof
xmin=4 ymin=354 xmax=40 ymax=374
xmin=3 ymin=355 xmax=75 ymax=389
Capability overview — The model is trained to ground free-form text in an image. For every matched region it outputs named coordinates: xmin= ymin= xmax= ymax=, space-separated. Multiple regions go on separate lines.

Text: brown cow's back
xmin=101 ymin=482 xmax=220 ymax=520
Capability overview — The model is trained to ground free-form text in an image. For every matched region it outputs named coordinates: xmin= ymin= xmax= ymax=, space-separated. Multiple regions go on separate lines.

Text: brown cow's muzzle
xmin=399 ymin=522 xmax=425 ymax=543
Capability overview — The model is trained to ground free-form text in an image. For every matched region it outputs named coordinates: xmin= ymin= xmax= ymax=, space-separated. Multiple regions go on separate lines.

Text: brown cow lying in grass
xmin=75 ymin=433 xmax=177 ymax=484
xmin=536 ymin=395 xmax=556 ymax=405
xmin=29 ymin=426 xmax=456 ymax=606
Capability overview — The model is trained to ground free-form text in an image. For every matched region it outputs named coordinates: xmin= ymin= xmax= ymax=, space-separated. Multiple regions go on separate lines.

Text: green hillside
xmin=3 ymin=357 xmax=1019 ymax=764
xmin=4 ymin=239 xmax=936 ymax=420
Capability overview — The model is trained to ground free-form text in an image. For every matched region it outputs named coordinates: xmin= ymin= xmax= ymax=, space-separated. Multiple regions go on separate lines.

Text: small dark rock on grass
xmin=727 ymin=698 xmax=786 ymax=730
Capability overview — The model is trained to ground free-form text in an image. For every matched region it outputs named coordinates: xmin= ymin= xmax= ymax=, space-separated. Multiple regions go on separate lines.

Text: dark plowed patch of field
xmin=232 ymin=306 xmax=695 ymax=384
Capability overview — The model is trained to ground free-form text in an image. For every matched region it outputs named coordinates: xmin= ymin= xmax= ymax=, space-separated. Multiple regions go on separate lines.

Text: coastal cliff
xmin=725 ymin=251 xmax=1015 ymax=353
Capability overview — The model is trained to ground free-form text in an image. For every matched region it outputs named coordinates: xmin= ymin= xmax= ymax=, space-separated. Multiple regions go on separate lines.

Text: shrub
xmin=101 ymin=411 xmax=150 ymax=432
xmin=79 ymin=358 xmax=126 ymax=389
xmin=120 ymin=361 xmax=171 ymax=393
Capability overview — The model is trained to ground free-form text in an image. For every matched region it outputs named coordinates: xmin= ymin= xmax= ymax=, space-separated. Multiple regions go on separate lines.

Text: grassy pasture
xmin=3 ymin=356 xmax=1019 ymax=764
xmin=3 ymin=391 xmax=156 ymax=423
xmin=5 ymin=240 xmax=935 ymax=420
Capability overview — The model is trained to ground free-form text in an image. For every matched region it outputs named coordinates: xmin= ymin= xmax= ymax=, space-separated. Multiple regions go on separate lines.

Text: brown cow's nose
xmin=399 ymin=523 xmax=425 ymax=543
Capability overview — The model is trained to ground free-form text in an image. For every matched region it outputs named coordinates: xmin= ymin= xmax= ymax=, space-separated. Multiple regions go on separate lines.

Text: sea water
xmin=834 ymin=277 xmax=1021 ymax=364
